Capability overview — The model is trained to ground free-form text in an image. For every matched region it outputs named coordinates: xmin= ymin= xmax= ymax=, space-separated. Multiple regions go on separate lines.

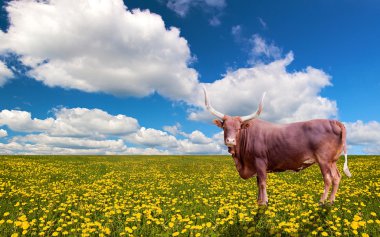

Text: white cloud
xmin=345 ymin=120 xmax=380 ymax=154
xmin=189 ymin=52 xmax=337 ymax=124
xmin=176 ymin=139 xmax=222 ymax=154
xmin=0 ymin=107 xmax=227 ymax=154
xmin=0 ymin=141 xmax=125 ymax=155
xmin=1 ymin=0 xmax=198 ymax=101
xmin=0 ymin=110 xmax=54 ymax=132
xmin=166 ymin=0 xmax=225 ymax=27
xmin=0 ymin=108 xmax=139 ymax=137
xmin=186 ymin=130 xmax=213 ymax=144
xmin=0 ymin=129 xmax=7 ymax=138
xmin=162 ymin=124 xmax=212 ymax=144
xmin=212 ymin=131 xmax=225 ymax=147
xmin=12 ymin=134 xmax=126 ymax=150
xmin=163 ymin=123 xmax=182 ymax=136
xmin=166 ymin=0 xmax=225 ymax=17
xmin=249 ymin=34 xmax=282 ymax=65
xmin=124 ymin=127 xmax=178 ymax=148
xmin=50 ymin=108 xmax=139 ymax=137
xmin=0 ymin=61 xmax=13 ymax=86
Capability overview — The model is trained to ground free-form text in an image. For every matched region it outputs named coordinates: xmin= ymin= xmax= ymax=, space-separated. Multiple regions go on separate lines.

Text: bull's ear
xmin=241 ymin=122 xmax=250 ymax=129
xmin=213 ymin=119 xmax=223 ymax=128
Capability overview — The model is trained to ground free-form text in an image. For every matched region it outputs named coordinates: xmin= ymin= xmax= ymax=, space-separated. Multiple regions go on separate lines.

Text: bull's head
xmin=203 ymin=86 xmax=266 ymax=148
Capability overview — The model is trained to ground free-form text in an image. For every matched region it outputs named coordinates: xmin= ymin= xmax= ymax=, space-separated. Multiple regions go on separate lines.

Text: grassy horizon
xmin=0 ymin=155 xmax=379 ymax=236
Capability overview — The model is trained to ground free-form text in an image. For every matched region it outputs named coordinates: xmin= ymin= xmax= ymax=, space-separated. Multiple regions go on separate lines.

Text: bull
xmin=203 ymin=87 xmax=351 ymax=205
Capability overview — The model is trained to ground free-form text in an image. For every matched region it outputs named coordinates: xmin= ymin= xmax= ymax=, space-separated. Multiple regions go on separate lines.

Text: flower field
xmin=0 ymin=155 xmax=379 ymax=236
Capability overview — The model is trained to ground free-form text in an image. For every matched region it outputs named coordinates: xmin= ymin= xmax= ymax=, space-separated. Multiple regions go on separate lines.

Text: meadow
xmin=0 ymin=155 xmax=378 ymax=237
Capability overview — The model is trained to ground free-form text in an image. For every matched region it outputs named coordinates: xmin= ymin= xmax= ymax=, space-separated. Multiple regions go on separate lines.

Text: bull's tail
xmin=337 ymin=121 xmax=352 ymax=177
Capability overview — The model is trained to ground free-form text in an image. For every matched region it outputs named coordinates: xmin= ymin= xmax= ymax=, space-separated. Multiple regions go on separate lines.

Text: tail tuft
xmin=343 ymin=154 xmax=352 ymax=177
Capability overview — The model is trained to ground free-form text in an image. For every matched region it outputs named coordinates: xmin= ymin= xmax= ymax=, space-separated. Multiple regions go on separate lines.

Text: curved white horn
xmin=203 ymin=86 xmax=224 ymax=119
xmin=240 ymin=92 xmax=266 ymax=122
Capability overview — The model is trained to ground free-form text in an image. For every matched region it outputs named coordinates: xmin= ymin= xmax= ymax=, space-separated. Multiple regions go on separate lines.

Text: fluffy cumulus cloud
xmin=124 ymin=127 xmax=178 ymax=148
xmin=0 ymin=0 xmax=198 ymax=101
xmin=12 ymin=134 xmax=127 ymax=151
xmin=0 ymin=110 xmax=54 ymax=132
xmin=0 ymin=108 xmax=225 ymax=155
xmin=0 ymin=61 xmax=13 ymax=86
xmin=124 ymin=126 xmax=224 ymax=154
xmin=176 ymin=139 xmax=222 ymax=154
xmin=0 ymin=108 xmax=139 ymax=137
xmin=50 ymin=108 xmax=139 ymax=137
xmin=345 ymin=120 xmax=380 ymax=154
xmin=190 ymin=52 xmax=337 ymax=124
xmin=186 ymin=130 xmax=213 ymax=144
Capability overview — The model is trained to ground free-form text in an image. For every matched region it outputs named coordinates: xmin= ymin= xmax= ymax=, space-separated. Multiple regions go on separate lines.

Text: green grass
xmin=0 ymin=155 xmax=379 ymax=236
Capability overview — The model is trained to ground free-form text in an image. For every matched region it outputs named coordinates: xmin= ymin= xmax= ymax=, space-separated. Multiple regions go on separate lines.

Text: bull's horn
xmin=240 ymin=92 xmax=266 ymax=122
xmin=203 ymin=86 xmax=224 ymax=119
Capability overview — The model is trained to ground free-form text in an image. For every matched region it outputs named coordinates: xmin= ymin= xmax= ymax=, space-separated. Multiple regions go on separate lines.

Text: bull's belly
xmin=268 ymin=156 xmax=316 ymax=173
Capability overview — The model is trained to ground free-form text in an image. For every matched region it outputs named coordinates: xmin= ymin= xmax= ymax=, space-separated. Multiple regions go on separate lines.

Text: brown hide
xmin=233 ymin=119 xmax=345 ymax=179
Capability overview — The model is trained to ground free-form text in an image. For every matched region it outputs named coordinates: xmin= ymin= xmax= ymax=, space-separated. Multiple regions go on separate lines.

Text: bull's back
xmin=255 ymin=119 xmax=343 ymax=172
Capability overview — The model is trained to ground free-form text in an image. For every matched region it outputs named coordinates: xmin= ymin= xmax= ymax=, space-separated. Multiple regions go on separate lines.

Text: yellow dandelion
xmin=104 ymin=227 xmax=111 ymax=235
xmin=172 ymin=232 xmax=179 ymax=236
xmin=125 ymin=227 xmax=133 ymax=233
xmin=22 ymin=221 xmax=30 ymax=230
xmin=351 ymin=221 xmax=359 ymax=230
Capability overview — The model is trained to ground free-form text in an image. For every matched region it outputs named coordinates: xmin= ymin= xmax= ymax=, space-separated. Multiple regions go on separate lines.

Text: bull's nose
xmin=226 ymin=138 xmax=236 ymax=146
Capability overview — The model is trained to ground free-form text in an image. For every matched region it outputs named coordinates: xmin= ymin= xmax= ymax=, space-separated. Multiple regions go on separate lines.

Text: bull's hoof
xmin=319 ymin=200 xmax=333 ymax=206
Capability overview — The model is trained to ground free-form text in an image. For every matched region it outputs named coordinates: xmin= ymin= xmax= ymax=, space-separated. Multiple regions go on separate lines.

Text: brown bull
xmin=203 ymin=87 xmax=351 ymax=205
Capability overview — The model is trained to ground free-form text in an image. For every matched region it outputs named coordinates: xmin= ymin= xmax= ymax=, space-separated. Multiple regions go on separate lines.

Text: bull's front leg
xmin=255 ymin=158 xmax=268 ymax=205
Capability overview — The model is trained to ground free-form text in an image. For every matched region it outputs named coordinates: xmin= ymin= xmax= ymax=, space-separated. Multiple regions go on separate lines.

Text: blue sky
xmin=0 ymin=0 xmax=379 ymax=155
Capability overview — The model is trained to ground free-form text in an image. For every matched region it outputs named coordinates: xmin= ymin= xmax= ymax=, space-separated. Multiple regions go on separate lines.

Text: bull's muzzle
xmin=225 ymin=138 xmax=236 ymax=147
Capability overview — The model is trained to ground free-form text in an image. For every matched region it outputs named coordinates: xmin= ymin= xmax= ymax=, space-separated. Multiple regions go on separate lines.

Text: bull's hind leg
xmin=318 ymin=162 xmax=332 ymax=204
xmin=329 ymin=162 xmax=341 ymax=203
